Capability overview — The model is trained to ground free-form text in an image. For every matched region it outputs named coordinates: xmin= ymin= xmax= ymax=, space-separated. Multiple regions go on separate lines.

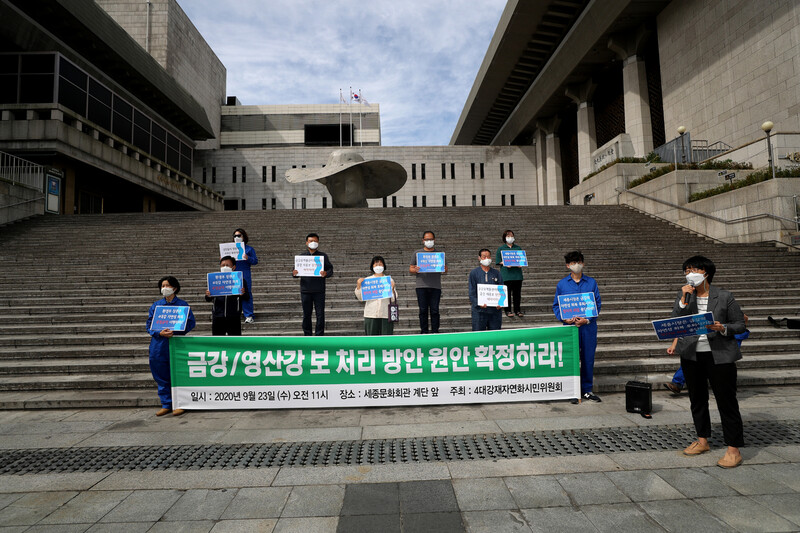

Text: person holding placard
xmin=671 ymin=256 xmax=746 ymax=468
xmin=409 ymin=230 xmax=447 ymax=334
xmin=205 ymin=256 xmax=250 ymax=336
xmin=468 ymin=249 xmax=504 ymax=331
xmin=292 ymin=233 xmax=334 ymax=336
xmin=146 ymin=276 xmax=195 ymax=417
xmin=552 ymin=251 xmax=602 ymax=403
xmin=496 ymin=229 xmax=525 ymax=318
xmin=355 ymin=256 xmax=397 ymax=335
xmin=232 ymin=228 xmax=258 ymax=324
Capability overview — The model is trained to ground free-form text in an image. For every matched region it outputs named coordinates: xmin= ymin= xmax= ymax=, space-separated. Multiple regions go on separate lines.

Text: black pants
xmin=416 ymin=288 xmax=441 ymax=333
xmin=212 ymin=316 xmax=241 ymax=336
xmin=504 ymin=280 xmax=522 ymax=314
xmin=301 ymin=291 xmax=325 ymax=336
xmin=682 ymin=352 xmax=744 ymax=448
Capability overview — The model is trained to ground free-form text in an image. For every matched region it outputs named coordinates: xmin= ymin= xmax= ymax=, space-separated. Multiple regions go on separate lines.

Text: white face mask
xmin=505 ymin=236 xmax=515 ymax=244
xmin=480 ymin=258 xmax=492 ymax=267
xmin=424 ymin=240 xmax=435 ymax=248
xmin=220 ymin=266 xmax=233 ymax=273
xmin=569 ymin=263 xmax=583 ymax=274
xmin=373 ymin=266 xmax=385 ymax=274
xmin=685 ymin=272 xmax=706 ymax=287
xmin=307 ymin=241 xmax=319 ymax=250
xmin=161 ymin=287 xmax=175 ymax=297
xmin=234 ymin=236 xmax=243 ymax=243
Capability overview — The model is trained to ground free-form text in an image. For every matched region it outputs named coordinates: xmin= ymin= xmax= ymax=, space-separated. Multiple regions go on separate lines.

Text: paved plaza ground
xmin=2 ymin=386 xmax=800 ymax=532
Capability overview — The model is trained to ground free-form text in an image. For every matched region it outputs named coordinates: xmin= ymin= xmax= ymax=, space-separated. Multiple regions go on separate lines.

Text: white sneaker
xmin=244 ymin=317 xmax=255 ymax=324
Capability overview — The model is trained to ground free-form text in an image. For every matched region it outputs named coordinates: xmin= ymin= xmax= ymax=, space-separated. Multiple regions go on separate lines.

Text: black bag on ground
xmin=625 ymin=381 xmax=652 ymax=416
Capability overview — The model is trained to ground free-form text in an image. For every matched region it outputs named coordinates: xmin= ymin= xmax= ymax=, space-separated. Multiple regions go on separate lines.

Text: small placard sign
xmin=361 ymin=276 xmax=393 ymax=301
xmin=652 ymin=312 xmax=715 ymax=340
xmin=477 ymin=284 xmax=507 ymax=307
xmin=416 ymin=252 xmax=445 ymax=273
xmin=207 ymin=271 xmax=244 ymax=297
xmin=557 ymin=293 xmax=599 ymax=321
xmin=501 ymin=250 xmax=528 ymax=267
xmin=219 ymin=242 xmax=246 ymax=260
xmin=295 ymin=255 xmax=324 ymax=277
xmin=152 ymin=306 xmax=190 ymax=332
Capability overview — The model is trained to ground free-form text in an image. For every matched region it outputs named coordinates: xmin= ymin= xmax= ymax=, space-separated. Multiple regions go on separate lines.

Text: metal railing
xmin=0 ymin=151 xmax=45 ymax=191
xmin=653 ymin=135 xmax=732 ymax=164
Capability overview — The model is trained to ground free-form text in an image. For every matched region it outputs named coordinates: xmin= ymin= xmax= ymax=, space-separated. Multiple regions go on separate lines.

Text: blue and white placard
xmin=557 ymin=293 xmax=599 ymax=320
xmin=207 ymin=271 xmax=244 ymax=297
xmin=416 ymin=252 xmax=445 ymax=273
xmin=219 ymin=242 xmax=246 ymax=260
xmin=361 ymin=276 xmax=393 ymax=301
xmin=652 ymin=312 xmax=715 ymax=340
xmin=295 ymin=255 xmax=324 ymax=277
xmin=477 ymin=284 xmax=507 ymax=307
xmin=152 ymin=306 xmax=190 ymax=332
xmin=500 ymin=249 xmax=528 ymax=267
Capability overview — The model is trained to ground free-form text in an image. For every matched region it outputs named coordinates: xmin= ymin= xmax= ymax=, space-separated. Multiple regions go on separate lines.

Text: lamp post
xmin=761 ymin=121 xmax=776 ymax=180
xmin=677 ymin=126 xmax=686 ymax=164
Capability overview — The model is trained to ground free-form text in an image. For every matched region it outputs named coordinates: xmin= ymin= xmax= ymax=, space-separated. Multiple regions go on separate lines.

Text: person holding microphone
xmin=670 ymin=255 xmax=746 ymax=468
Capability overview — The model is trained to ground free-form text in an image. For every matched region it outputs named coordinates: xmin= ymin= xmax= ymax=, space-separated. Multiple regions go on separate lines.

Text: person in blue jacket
xmin=233 ymin=228 xmax=258 ymax=324
xmin=552 ymin=250 xmax=602 ymax=403
xmin=147 ymin=276 xmax=196 ymax=417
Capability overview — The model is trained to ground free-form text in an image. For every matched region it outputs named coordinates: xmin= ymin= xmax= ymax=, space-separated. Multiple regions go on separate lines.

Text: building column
xmin=534 ymin=128 xmax=548 ymax=205
xmin=608 ymin=26 xmax=653 ymax=157
xmin=566 ymin=80 xmax=597 ymax=182
xmin=536 ymin=117 xmax=563 ymax=206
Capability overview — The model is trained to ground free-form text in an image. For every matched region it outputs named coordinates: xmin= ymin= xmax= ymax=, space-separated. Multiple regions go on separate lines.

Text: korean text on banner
xmin=558 ymin=293 xmax=598 ymax=320
xmin=169 ymin=326 xmax=580 ymax=409
xmin=207 ymin=271 xmax=244 ymax=297
xmin=652 ymin=312 xmax=715 ymax=340
xmin=361 ymin=276 xmax=392 ymax=301
xmin=477 ymin=284 xmax=507 ymax=307
xmin=295 ymin=255 xmax=324 ymax=277
xmin=153 ymin=306 xmax=190 ymax=332
xmin=501 ymin=250 xmax=528 ymax=267
xmin=416 ymin=252 xmax=445 ymax=273
xmin=219 ymin=242 xmax=246 ymax=260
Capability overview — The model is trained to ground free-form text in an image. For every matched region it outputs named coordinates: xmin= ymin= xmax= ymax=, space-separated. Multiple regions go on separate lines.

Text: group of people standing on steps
xmin=143 ymin=228 xmax=747 ymax=469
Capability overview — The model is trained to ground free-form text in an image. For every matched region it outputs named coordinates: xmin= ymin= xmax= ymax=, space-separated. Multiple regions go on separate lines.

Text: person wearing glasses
xmin=232 ymin=228 xmax=258 ymax=324
xmin=671 ymin=255 xmax=746 ymax=468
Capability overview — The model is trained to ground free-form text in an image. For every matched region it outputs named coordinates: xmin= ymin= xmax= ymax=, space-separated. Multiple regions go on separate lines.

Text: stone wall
xmin=0 ymin=180 xmax=43 ymax=226
xmin=657 ymin=0 xmax=800 ymax=148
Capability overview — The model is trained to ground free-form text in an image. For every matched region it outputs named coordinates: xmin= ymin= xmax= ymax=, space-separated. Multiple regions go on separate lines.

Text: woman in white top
xmin=355 ymin=256 xmax=397 ymax=335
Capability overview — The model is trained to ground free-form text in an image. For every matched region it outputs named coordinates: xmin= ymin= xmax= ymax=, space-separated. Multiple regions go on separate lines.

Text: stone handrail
xmin=0 ymin=196 xmax=44 ymax=211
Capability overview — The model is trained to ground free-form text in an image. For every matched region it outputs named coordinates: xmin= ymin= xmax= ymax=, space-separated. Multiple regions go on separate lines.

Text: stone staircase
xmin=0 ymin=206 xmax=798 ymax=408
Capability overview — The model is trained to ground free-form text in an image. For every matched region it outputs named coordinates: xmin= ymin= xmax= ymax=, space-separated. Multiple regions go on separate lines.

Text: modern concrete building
xmin=0 ymin=0 xmax=224 ymax=215
xmin=452 ymin=0 xmax=800 ymax=204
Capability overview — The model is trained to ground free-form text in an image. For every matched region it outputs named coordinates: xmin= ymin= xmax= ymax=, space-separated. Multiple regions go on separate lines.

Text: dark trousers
xmin=212 ymin=316 xmax=241 ymax=336
xmin=416 ymin=288 xmax=441 ymax=333
xmin=504 ymin=280 xmax=522 ymax=313
xmin=682 ymin=352 xmax=744 ymax=448
xmin=472 ymin=309 xmax=502 ymax=331
xmin=301 ymin=291 xmax=325 ymax=336
xmin=149 ymin=356 xmax=171 ymax=409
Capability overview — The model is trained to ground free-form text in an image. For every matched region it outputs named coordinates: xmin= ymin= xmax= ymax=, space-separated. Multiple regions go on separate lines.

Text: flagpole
xmin=349 ymin=86 xmax=353 ymax=147
xmin=359 ymin=88 xmax=363 ymax=147
xmin=339 ymin=88 xmax=342 ymax=147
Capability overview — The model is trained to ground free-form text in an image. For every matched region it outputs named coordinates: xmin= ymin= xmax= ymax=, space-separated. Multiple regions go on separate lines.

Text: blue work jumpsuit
xmin=236 ymin=245 xmax=258 ymax=319
xmin=147 ymin=297 xmax=196 ymax=408
xmin=552 ymin=274 xmax=601 ymax=395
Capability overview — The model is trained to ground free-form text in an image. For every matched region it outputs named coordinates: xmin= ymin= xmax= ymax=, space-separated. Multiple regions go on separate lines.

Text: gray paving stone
xmin=272 ymin=462 xmax=449 ymax=486
xmin=609 ymin=449 xmax=719 ymax=470
xmin=504 ymin=475 xmax=571 ymax=508
xmin=340 ymin=482 xmax=399 ymax=516
xmin=39 ymin=490 xmax=130 ymax=524
xmin=0 ymin=526 xmax=28 ymax=533
xmin=605 ymin=470 xmax=684 ymax=502
xmin=453 ymin=477 xmax=516 ymax=511
xmin=0 ymin=473 xmax=110 ymax=493
xmin=0 ymin=493 xmax=23 ymax=511
xmin=639 ymin=500 xmax=736 ymax=532
xmin=281 ymin=484 xmax=345 ymax=517
xmin=0 ymin=491 xmax=78 ymax=526
xmin=703 ymin=464 xmax=795 ymax=495
xmin=336 ymin=513 xmax=401 ymax=532
xmin=402 ymin=511 xmax=465 ymax=532
xmin=162 ymin=488 xmax=238 ymax=521
xmin=98 ymin=489 xmax=182 ymax=523
xmin=209 ymin=519 xmax=277 ymax=533
xmin=217 ymin=427 xmax=362 ymax=444
xmin=219 ymin=487 xmax=291 ymax=519
xmin=696 ymin=496 xmax=798 ymax=532
xmin=86 ymin=522 xmax=154 ymax=533
xmin=399 ymin=480 xmax=458 ymax=514
xmin=362 ymin=420 xmax=502 ymax=439
xmin=0 ymin=434 xmax=93 ymax=449
xmin=92 ymin=469 xmax=277 ymax=490
xmin=580 ymin=503 xmax=667 ymax=532
xmin=148 ymin=521 xmax=215 ymax=533
xmin=556 ymin=473 xmax=630 ymax=506
xmin=0 ymin=421 xmax=113 ymax=435
xmin=745 ymin=463 xmax=800 ymax=491
xmin=496 ymin=414 xmax=634 ymax=432
xmin=750 ymin=494 xmax=800 ymax=528
xmin=448 ymin=454 xmax=619 ymax=479
xmin=520 ymin=507 xmax=598 ymax=533
xmin=461 ymin=510 xmax=532 ymax=532
xmin=273 ymin=516 xmax=338 ymax=533
xmin=76 ymin=431 xmax=227 ymax=447
xmin=651 ymin=468 xmax=738 ymax=498
xmin=23 ymin=525 xmax=91 ymax=533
